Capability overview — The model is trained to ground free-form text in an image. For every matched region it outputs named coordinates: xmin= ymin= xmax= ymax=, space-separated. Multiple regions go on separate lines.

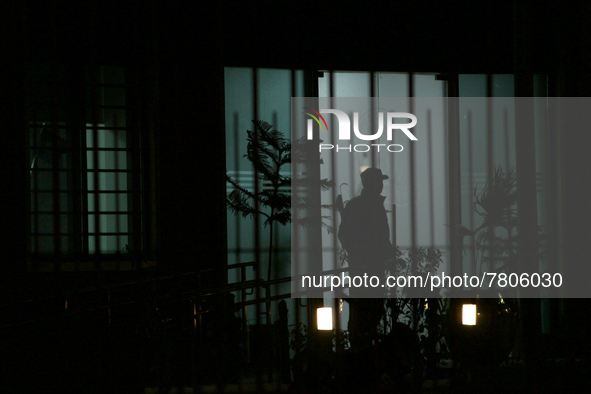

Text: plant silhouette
xmin=472 ymin=165 xmax=518 ymax=274
xmin=226 ymin=120 xmax=291 ymax=281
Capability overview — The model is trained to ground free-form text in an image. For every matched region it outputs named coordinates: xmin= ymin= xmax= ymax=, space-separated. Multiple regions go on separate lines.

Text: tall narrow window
xmin=28 ymin=64 xmax=150 ymax=266
xmin=85 ymin=65 xmax=132 ymax=255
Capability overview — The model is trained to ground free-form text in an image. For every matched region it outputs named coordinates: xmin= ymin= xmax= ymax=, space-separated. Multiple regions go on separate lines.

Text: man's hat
xmin=360 ymin=167 xmax=389 ymax=182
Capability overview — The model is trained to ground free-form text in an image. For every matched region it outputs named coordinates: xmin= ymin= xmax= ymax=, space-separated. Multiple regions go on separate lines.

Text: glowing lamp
xmin=317 ymin=307 xmax=333 ymax=330
xmin=462 ymin=304 xmax=477 ymax=325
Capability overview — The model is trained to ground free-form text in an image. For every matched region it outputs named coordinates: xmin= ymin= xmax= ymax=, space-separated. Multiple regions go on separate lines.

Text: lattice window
xmin=28 ymin=64 xmax=149 ymax=263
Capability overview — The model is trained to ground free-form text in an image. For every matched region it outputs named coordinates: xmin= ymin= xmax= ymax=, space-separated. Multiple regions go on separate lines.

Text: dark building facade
xmin=1 ymin=1 xmax=591 ymax=391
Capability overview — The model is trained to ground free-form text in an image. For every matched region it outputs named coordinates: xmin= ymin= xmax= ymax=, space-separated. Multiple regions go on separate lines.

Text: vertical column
xmin=157 ymin=0 xmax=227 ymax=276
xmin=303 ymin=69 xmax=325 ymax=348
xmin=446 ymin=75 xmax=462 ymax=277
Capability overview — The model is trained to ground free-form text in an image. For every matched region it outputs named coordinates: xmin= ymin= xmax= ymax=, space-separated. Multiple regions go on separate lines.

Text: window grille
xmin=28 ymin=64 xmax=150 ymax=267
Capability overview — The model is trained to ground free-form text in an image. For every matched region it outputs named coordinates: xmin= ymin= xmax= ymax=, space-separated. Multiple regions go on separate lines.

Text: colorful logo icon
xmin=303 ymin=107 xmax=328 ymax=132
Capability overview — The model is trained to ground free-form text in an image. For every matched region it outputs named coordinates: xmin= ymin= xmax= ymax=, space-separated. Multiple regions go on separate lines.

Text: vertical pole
xmin=252 ymin=67 xmax=263 ymax=387
xmin=291 ymin=69 xmax=303 ymax=384
xmin=467 ymin=112 xmax=476 ymax=274
xmin=329 ymin=72 xmax=341 ymax=350
xmin=304 ymin=68 xmax=325 ymax=357
xmin=446 ymin=75 xmax=462 ymax=277
xmin=409 ymin=74 xmax=417 ymax=251
xmin=427 ymin=110 xmax=435 ymax=248
xmin=192 ymin=299 xmax=197 ymax=389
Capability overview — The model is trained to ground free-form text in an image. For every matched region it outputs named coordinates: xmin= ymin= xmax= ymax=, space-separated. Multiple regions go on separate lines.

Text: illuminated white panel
xmin=462 ymin=304 xmax=477 ymax=325
xmin=317 ymin=307 xmax=333 ymax=330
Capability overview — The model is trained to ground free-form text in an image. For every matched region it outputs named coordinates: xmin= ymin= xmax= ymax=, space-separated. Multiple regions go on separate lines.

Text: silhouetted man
xmin=338 ymin=167 xmax=393 ymax=349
